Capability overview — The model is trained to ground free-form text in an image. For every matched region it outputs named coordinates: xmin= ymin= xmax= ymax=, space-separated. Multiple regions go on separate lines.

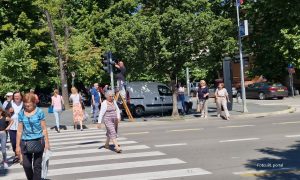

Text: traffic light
xmin=103 ymin=52 xmax=111 ymax=74
xmin=102 ymin=51 xmax=116 ymax=74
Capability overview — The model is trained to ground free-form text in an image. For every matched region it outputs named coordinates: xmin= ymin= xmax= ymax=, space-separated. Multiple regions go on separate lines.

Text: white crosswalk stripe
xmin=3 ymin=128 xmax=212 ymax=179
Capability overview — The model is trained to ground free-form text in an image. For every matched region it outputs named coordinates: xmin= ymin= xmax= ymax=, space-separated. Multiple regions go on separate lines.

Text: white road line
xmin=11 ymin=158 xmax=185 ymax=179
xmin=218 ymin=125 xmax=255 ymax=128
xmin=285 ymin=135 xmax=300 ymax=138
xmin=219 ymin=138 xmax=260 ymax=143
xmin=167 ymin=128 xmax=203 ymax=132
xmin=51 ymin=140 xmax=138 ymax=150
xmin=273 ymin=121 xmax=300 ymax=125
xmin=122 ymin=132 xmax=149 ymax=135
xmin=9 ymin=151 xmax=166 ymax=170
xmin=79 ymin=168 xmax=212 ymax=180
xmin=48 ymin=131 xmax=106 ymax=138
xmin=52 ymin=145 xmax=150 ymax=157
xmin=50 ymin=135 xmax=107 ymax=142
xmin=47 ymin=128 xmax=100 ymax=134
xmin=154 ymin=143 xmax=187 ymax=147
xmin=51 ymin=137 xmax=127 ymax=146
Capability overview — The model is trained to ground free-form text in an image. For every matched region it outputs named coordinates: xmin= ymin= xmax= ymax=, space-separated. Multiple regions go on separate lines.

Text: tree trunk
xmin=171 ymin=79 xmax=179 ymax=117
xmin=44 ymin=10 xmax=70 ymax=109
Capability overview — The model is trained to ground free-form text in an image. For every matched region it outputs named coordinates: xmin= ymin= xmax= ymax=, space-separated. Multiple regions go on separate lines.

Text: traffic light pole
xmin=236 ymin=0 xmax=248 ymax=113
xmin=109 ymin=51 xmax=115 ymax=93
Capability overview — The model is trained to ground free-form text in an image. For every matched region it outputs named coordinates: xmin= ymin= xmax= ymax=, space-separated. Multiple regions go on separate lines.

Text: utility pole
xmin=235 ymin=0 xmax=248 ymax=113
xmin=186 ymin=67 xmax=190 ymax=96
xmin=45 ymin=10 xmax=70 ymax=109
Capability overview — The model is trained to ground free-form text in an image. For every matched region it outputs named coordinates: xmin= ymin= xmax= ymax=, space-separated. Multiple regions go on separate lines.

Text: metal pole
xmin=236 ymin=0 xmax=248 ymax=113
xmin=186 ymin=67 xmax=190 ymax=96
xmin=109 ymin=51 xmax=115 ymax=93
xmin=289 ymin=72 xmax=294 ymax=97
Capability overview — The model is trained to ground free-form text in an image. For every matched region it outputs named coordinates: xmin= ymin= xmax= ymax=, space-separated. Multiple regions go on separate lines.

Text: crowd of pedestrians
xmin=178 ymin=80 xmax=231 ymax=120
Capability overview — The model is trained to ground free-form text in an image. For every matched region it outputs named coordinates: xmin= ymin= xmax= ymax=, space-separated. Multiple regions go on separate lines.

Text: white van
xmin=126 ymin=81 xmax=192 ymax=116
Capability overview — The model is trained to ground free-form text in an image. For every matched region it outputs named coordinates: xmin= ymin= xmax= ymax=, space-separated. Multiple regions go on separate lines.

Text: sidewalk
xmin=41 ymin=96 xmax=298 ymax=129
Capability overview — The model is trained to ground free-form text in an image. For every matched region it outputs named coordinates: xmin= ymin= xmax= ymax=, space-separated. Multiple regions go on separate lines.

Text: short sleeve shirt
xmin=18 ymin=107 xmax=45 ymax=140
xmin=216 ymin=88 xmax=228 ymax=97
xmin=198 ymin=87 xmax=209 ymax=100
xmin=91 ymin=88 xmax=100 ymax=103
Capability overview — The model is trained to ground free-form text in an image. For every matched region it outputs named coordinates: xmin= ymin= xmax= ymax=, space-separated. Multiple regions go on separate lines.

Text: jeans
xmin=9 ymin=130 xmax=17 ymax=153
xmin=21 ymin=140 xmax=44 ymax=180
xmin=53 ymin=109 xmax=62 ymax=130
xmin=0 ymin=131 xmax=7 ymax=161
xmin=179 ymin=94 xmax=185 ymax=113
xmin=117 ymin=80 xmax=126 ymax=98
xmin=93 ymin=102 xmax=100 ymax=122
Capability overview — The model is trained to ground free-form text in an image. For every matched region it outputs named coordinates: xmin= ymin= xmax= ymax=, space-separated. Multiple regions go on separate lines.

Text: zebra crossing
xmin=3 ymin=128 xmax=212 ymax=180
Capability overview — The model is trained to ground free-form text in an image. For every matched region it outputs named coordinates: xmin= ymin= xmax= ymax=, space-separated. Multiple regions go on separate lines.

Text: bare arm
xmin=41 ymin=120 xmax=50 ymax=150
xmin=5 ymin=117 xmax=13 ymax=130
xmin=16 ymin=122 xmax=24 ymax=157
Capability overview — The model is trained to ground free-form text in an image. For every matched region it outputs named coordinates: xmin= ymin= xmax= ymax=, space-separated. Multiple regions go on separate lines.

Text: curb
xmin=47 ymin=106 xmax=297 ymax=130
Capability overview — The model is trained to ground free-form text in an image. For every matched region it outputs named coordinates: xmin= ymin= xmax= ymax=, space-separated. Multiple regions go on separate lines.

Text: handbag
xmin=24 ymin=138 xmax=44 ymax=153
xmin=23 ymin=116 xmax=44 ymax=153
xmin=48 ymin=106 xmax=53 ymax=113
xmin=60 ymin=95 xmax=65 ymax=111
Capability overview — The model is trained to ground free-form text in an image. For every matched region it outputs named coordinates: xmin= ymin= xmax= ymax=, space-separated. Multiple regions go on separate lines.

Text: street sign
xmin=240 ymin=20 xmax=249 ymax=37
xmin=288 ymin=64 xmax=293 ymax=68
xmin=288 ymin=68 xmax=295 ymax=74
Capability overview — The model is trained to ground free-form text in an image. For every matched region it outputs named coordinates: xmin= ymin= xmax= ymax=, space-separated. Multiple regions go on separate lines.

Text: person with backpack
xmin=0 ymin=107 xmax=13 ymax=169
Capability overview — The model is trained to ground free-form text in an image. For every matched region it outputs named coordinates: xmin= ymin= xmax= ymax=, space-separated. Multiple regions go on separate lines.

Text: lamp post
xmin=235 ymin=0 xmax=248 ymax=113
xmin=71 ymin=71 xmax=75 ymax=87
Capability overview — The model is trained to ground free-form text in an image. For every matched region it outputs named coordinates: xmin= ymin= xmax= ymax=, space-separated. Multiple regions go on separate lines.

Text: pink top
xmin=52 ymin=95 xmax=63 ymax=110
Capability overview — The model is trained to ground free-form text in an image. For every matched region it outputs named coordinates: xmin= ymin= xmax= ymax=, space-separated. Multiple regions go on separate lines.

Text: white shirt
xmin=97 ymin=100 xmax=121 ymax=123
xmin=10 ymin=101 xmax=23 ymax=130
xmin=70 ymin=94 xmax=81 ymax=105
xmin=216 ymin=88 xmax=228 ymax=97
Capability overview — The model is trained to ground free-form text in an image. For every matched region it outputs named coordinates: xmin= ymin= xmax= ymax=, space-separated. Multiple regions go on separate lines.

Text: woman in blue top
xmin=16 ymin=93 xmax=50 ymax=180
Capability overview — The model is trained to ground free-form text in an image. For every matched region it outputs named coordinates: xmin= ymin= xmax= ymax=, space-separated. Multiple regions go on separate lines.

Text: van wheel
xmin=134 ymin=106 xmax=145 ymax=117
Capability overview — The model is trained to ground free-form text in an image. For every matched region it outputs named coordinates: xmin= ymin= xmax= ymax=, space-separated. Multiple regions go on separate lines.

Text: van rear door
xmin=157 ymin=85 xmax=173 ymax=112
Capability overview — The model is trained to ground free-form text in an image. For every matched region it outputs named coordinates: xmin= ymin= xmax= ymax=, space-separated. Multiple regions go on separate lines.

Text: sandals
xmin=104 ymin=144 xmax=110 ymax=149
xmin=114 ymin=148 xmax=122 ymax=153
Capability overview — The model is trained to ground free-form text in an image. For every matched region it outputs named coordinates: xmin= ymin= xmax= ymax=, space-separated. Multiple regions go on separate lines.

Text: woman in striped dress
xmin=97 ymin=90 xmax=122 ymax=153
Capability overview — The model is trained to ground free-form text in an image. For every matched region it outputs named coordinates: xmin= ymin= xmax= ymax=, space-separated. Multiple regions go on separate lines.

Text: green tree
xmin=0 ymin=38 xmax=38 ymax=94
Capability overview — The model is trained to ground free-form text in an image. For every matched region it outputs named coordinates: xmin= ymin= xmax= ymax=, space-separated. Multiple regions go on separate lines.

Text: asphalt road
xmin=2 ymin=111 xmax=300 ymax=180
xmin=117 ymin=111 xmax=300 ymax=180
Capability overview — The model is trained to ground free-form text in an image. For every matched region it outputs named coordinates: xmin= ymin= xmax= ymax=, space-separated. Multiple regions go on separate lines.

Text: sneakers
xmin=3 ymin=162 xmax=8 ymax=169
xmin=217 ymin=114 xmax=221 ymax=118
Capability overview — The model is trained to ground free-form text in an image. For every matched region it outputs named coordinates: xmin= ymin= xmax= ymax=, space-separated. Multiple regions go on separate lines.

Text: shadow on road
xmin=245 ymin=140 xmax=300 ymax=179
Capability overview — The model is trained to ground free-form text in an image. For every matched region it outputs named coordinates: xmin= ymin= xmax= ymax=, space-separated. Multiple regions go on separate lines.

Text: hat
xmin=5 ymin=92 xmax=13 ymax=97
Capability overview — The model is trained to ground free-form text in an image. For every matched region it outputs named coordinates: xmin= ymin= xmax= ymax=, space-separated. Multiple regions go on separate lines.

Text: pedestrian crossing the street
xmin=2 ymin=128 xmax=212 ymax=180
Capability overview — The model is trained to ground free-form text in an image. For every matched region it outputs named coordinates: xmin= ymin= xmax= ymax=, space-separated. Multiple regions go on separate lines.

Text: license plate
xmin=278 ymin=89 xmax=284 ymax=92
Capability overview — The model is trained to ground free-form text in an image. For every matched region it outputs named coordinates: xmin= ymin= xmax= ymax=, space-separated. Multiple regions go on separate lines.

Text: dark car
xmin=237 ymin=82 xmax=288 ymax=100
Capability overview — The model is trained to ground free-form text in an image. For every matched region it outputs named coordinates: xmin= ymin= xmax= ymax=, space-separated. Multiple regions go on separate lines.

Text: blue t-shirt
xmin=18 ymin=107 xmax=45 ymax=140
xmin=91 ymin=87 xmax=100 ymax=103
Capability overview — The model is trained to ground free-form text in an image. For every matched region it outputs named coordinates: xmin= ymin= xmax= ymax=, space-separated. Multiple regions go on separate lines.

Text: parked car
xmin=126 ymin=81 xmax=193 ymax=117
xmin=237 ymin=82 xmax=288 ymax=100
